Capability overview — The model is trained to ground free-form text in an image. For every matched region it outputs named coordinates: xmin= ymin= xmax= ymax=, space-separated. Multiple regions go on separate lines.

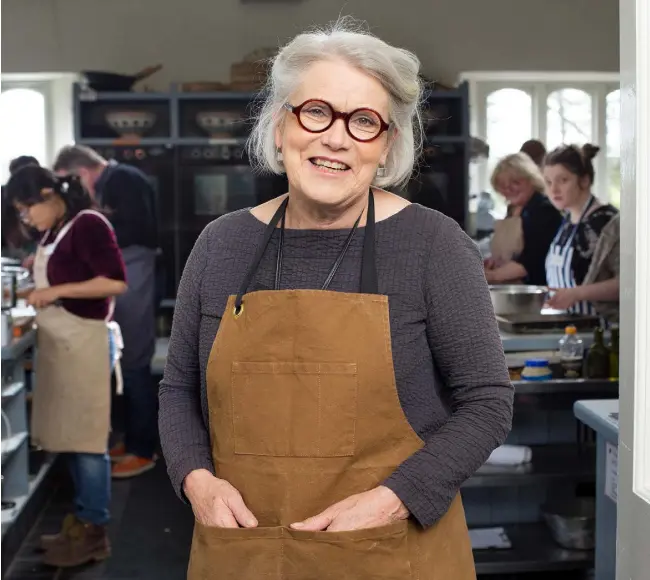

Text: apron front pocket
xmin=231 ymin=361 xmax=358 ymax=457
xmin=188 ymin=523 xmax=281 ymax=580
xmin=284 ymin=520 xmax=413 ymax=580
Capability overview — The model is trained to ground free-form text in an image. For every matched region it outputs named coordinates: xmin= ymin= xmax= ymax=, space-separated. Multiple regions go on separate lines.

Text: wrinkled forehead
xmin=291 ymin=59 xmax=390 ymax=117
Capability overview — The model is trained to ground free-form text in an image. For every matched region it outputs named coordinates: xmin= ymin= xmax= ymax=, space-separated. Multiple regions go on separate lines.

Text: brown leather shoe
xmin=40 ymin=513 xmax=76 ymax=551
xmin=42 ymin=517 xmax=110 ymax=568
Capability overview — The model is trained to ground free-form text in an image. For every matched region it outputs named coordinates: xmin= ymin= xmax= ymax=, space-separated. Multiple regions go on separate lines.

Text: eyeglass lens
xmin=299 ymin=100 xmax=383 ymax=140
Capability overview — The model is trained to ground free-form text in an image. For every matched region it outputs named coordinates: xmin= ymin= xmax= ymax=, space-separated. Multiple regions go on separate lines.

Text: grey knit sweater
xmin=158 ymin=203 xmax=513 ymax=528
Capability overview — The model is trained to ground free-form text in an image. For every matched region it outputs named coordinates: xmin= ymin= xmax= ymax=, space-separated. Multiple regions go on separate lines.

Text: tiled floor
xmin=4 ymin=460 xmax=194 ymax=580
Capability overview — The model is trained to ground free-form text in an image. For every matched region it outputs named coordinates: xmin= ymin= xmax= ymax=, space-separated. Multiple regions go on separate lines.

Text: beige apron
xmin=31 ymin=210 xmax=117 ymax=454
xmin=187 ymin=193 xmax=476 ymax=580
xmin=490 ymin=215 xmax=524 ymax=267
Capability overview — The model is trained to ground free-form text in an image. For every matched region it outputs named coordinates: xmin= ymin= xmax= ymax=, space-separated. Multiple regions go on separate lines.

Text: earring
xmin=276 ymin=149 xmax=284 ymax=164
xmin=376 ymin=165 xmax=386 ymax=178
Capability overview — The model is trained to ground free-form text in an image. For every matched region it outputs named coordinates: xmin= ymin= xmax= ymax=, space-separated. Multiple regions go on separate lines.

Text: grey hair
xmin=247 ymin=17 xmax=424 ymax=189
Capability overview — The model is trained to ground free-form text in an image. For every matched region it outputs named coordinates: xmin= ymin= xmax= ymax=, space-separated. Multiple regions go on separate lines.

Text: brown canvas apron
xmin=31 ymin=210 xmax=114 ymax=454
xmin=187 ymin=193 xmax=476 ymax=580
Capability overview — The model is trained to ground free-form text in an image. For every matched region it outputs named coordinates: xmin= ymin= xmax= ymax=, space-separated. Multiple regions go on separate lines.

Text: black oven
xmin=178 ymin=144 xmax=287 ymax=278
xmin=91 ymin=145 xmax=176 ymax=303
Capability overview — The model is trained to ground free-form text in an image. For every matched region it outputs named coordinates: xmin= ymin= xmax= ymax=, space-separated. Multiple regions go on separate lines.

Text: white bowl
xmin=196 ymin=111 xmax=241 ymax=137
xmin=105 ymin=110 xmax=156 ymax=138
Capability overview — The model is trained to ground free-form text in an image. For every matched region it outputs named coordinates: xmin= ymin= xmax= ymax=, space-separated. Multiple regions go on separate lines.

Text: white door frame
xmin=617 ymin=0 xmax=650 ymax=576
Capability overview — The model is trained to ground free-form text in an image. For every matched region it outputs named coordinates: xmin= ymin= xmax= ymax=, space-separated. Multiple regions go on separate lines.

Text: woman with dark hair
xmin=5 ymin=165 xmax=127 ymax=568
xmin=543 ymin=143 xmax=619 ymax=315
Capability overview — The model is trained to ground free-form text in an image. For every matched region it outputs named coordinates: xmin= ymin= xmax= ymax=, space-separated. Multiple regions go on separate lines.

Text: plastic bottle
xmin=559 ymin=325 xmax=584 ymax=379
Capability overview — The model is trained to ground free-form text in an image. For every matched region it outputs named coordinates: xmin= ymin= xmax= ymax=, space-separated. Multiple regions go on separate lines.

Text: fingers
xmin=213 ymin=509 xmax=240 ymax=529
xmin=291 ymin=508 xmax=335 ymax=531
xmin=224 ymin=493 xmax=258 ymax=528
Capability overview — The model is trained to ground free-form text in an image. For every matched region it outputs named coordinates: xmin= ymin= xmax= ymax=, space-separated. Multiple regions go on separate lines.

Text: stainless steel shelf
xmin=514 ymin=378 xmax=618 ymax=396
xmin=464 ymin=444 xmax=595 ymax=488
xmin=1 ymin=457 xmax=56 ymax=539
xmin=1 ymin=380 xmax=25 ymax=400
xmin=1 ymin=330 xmax=35 ymax=361
xmin=473 ymin=522 xmax=593 ymax=575
xmin=1 ymin=432 xmax=28 ymax=466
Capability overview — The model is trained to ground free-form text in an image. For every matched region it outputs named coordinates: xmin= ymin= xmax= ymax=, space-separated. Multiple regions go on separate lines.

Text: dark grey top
xmin=159 ymin=203 xmax=513 ymax=528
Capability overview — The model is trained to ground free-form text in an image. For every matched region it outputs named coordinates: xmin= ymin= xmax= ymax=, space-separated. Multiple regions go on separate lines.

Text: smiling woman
xmin=159 ymin=17 xmax=513 ymax=580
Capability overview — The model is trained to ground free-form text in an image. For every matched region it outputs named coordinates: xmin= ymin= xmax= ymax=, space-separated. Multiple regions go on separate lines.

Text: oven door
xmin=178 ymin=146 xmax=287 ymax=283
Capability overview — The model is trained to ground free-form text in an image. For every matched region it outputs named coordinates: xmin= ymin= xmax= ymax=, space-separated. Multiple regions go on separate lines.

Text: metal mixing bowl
xmin=489 ymin=285 xmax=548 ymax=316
xmin=543 ymin=498 xmax=595 ymax=550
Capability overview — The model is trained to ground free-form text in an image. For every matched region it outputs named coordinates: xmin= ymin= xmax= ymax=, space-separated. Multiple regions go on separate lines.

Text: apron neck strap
xmin=234 ymin=190 xmax=378 ymax=312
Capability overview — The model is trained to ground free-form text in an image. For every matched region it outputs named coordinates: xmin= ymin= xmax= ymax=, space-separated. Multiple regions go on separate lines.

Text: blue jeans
xmin=66 ymin=452 xmax=111 ymax=526
xmin=122 ymin=366 xmax=158 ymax=459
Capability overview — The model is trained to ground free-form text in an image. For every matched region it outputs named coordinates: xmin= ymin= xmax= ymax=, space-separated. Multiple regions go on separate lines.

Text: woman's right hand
xmin=182 ymin=469 xmax=258 ymax=529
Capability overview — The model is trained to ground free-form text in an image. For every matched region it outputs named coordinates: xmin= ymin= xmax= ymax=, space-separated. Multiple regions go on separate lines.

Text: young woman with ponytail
xmin=542 ymin=143 xmax=619 ymax=316
xmin=4 ymin=165 xmax=127 ymax=567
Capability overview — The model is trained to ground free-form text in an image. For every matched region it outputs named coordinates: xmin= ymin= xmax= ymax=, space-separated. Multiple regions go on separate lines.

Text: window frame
xmin=461 ymin=72 xmax=620 ymax=203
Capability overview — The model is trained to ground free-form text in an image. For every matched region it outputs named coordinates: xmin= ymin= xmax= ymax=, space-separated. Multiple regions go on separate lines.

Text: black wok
xmin=81 ymin=64 xmax=163 ymax=92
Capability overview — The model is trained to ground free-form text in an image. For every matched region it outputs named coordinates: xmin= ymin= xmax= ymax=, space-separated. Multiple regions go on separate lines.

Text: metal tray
xmin=497 ymin=313 xmax=600 ymax=335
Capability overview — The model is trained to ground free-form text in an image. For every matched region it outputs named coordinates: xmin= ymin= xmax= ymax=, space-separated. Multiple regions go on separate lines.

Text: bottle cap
xmin=565 ymin=325 xmax=577 ymax=335
xmin=524 ymin=359 xmax=550 ymax=367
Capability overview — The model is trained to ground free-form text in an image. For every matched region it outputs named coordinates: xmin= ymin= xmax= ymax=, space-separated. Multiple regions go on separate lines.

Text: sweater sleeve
xmin=383 ymin=216 xmax=514 ymax=527
xmin=158 ymin=226 xmax=215 ymax=502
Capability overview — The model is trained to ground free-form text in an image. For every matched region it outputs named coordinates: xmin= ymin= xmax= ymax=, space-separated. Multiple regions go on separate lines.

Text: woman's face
xmin=275 ymin=59 xmax=392 ymax=210
xmin=495 ymin=173 xmax=535 ymax=208
xmin=14 ymin=190 xmax=62 ymax=232
xmin=543 ymin=163 xmax=590 ymax=211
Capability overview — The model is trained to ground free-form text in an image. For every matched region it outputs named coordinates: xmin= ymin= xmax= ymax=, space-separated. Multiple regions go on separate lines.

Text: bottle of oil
xmin=609 ymin=325 xmax=619 ymax=380
xmin=587 ymin=327 xmax=610 ymax=379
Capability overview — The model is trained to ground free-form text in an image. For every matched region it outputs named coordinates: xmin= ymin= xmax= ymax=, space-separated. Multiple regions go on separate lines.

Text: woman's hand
xmin=183 ymin=469 xmax=258 ymax=529
xmin=546 ymin=287 xmax=583 ymax=311
xmin=484 ymin=257 xmax=497 ymax=271
xmin=27 ymin=287 xmax=60 ymax=308
xmin=291 ymin=486 xmax=409 ymax=532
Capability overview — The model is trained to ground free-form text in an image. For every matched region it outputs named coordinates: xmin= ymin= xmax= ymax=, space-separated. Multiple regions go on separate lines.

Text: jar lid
xmin=524 ymin=359 xmax=550 ymax=367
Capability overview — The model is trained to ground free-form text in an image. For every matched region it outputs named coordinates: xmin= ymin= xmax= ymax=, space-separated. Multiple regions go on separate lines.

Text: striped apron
xmin=545 ymin=196 xmax=596 ymax=316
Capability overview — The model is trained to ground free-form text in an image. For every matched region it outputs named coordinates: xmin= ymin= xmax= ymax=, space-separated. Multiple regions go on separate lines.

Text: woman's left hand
xmin=546 ymin=287 xmax=583 ymax=310
xmin=27 ymin=287 xmax=61 ymax=308
xmin=290 ymin=486 xmax=409 ymax=532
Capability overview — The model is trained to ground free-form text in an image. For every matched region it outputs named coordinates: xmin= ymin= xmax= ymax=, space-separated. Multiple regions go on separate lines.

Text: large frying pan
xmin=81 ymin=64 xmax=163 ymax=92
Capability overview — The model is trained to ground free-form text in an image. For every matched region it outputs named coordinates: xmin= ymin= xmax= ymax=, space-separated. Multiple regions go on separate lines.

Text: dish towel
xmin=485 ymin=444 xmax=533 ymax=466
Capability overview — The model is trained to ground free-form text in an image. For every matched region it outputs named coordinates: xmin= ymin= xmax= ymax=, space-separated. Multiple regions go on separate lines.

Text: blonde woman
xmin=485 ymin=152 xmax=562 ymax=285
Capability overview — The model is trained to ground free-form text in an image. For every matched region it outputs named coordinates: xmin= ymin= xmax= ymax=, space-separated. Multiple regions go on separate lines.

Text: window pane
xmin=0 ymin=88 xmax=47 ymax=184
xmin=606 ymin=89 xmax=621 ymax=208
xmin=485 ymin=88 xmax=532 ymax=215
xmin=546 ymin=88 xmax=592 ymax=148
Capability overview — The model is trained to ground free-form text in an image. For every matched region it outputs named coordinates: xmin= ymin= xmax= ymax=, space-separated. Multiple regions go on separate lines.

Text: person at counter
xmin=159 ymin=20 xmax=513 ymax=580
xmin=53 ymin=145 xmax=159 ymax=479
xmin=485 ymin=152 xmax=563 ymax=285
xmin=2 ymin=156 xmax=42 ymax=264
xmin=5 ymin=165 xmax=126 ymax=567
xmin=543 ymin=144 xmax=619 ymax=315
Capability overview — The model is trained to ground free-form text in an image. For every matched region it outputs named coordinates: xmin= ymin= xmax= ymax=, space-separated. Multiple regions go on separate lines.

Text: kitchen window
xmin=461 ymin=72 xmax=620 ymax=215
xmin=0 ymin=74 xmax=76 ymax=184
xmin=0 ymin=82 xmax=48 ymax=184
